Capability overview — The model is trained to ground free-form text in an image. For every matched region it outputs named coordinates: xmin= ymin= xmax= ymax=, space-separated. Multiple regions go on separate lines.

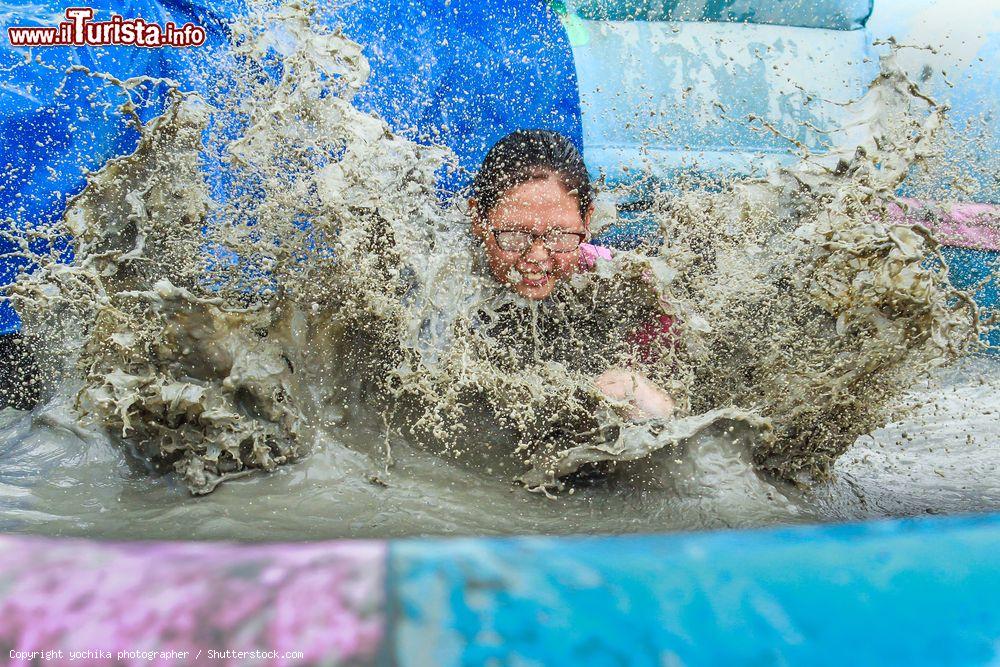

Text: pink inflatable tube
xmin=890 ymin=199 xmax=1000 ymax=252
xmin=0 ymin=536 xmax=385 ymax=666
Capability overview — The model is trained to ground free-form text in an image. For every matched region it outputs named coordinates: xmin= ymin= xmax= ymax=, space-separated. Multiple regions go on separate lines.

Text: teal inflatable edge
xmin=562 ymin=0 xmax=874 ymax=30
xmin=388 ymin=512 xmax=1000 ymax=666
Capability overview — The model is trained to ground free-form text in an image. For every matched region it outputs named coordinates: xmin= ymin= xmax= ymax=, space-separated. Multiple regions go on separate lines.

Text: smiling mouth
xmin=519 ymin=271 xmax=550 ymax=287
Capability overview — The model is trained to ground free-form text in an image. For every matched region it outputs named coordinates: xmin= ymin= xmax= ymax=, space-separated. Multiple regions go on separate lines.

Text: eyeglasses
xmin=491 ymin=229 xmax=586 ymax=254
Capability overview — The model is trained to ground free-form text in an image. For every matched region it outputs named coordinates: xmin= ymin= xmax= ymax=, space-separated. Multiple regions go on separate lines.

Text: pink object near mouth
xmin=578 ymin=242 xmax=614 ymax=269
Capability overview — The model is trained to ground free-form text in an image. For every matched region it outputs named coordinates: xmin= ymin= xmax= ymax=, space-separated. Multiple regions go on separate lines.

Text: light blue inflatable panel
xmin=564 ymin=0 xmax=873 ymax=30
xmin=568 ymin=19 xmax=878 ymax=189
xmin=868 ymin=0 xmax=999 ymax=204
xmin=390 ymin=514 xmax=1000 ymax=666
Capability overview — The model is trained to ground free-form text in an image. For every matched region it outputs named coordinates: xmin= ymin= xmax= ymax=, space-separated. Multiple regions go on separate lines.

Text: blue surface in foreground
xmin=390 ymin=514 xmax=1000 ymax=666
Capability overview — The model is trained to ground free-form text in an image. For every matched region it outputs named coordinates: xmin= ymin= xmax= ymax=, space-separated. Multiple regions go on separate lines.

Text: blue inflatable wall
xmin=392 ymin=514 xmax=1000 ymax=666
xmin=336 ymin=0 xmax=583 ymax=194
xmin=0 ymin=0 xmax=239 ymax=335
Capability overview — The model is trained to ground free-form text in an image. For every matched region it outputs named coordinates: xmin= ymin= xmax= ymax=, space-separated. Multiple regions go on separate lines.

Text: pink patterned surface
xmin=578 ymin=242 xmax=614 ymax=270
xmin=890 ymin=199 xmax=1000 ymax=251
xmin=0 ymin=536 xmax=385 ymax=666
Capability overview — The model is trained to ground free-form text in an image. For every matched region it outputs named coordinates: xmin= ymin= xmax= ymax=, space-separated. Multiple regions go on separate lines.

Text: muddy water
xmin=0 ymin=355 xmax=994 ymax=540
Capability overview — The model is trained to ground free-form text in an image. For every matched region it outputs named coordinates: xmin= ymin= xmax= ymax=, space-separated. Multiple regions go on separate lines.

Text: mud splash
xmin=4 ymin=1 xmax=985 ymax=509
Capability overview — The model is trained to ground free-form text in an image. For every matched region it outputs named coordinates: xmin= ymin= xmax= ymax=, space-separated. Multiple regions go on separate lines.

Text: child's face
xmin=472 ymin=175 xmax=591 ymax=301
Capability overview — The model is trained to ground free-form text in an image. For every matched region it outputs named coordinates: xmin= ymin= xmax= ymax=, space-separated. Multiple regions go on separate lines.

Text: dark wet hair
xmin=472 ymin=130 xmax=594 ymax=220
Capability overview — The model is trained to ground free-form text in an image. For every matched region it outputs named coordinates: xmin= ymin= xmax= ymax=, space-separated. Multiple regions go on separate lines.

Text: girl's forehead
xmin=490 ymin=178 xmax=585 ymax=230
xmin=500 ymin=174 xmax=571 ymax=203
xmin=490 ymin=203 xmax=585 ymax=231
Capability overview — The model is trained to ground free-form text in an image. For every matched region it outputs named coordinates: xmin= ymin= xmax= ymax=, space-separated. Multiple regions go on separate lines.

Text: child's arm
xmin=580 ymin=242 xmax=677 ymax=418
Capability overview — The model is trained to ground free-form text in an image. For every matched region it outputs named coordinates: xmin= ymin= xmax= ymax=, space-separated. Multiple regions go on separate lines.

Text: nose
xmin=523 ymin=236 xmax=551 ymax=263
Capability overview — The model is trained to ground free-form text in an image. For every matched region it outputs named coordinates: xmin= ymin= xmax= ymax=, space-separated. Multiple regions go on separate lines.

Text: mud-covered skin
xmin=7 ymin=4 xmax=980 ymax=496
